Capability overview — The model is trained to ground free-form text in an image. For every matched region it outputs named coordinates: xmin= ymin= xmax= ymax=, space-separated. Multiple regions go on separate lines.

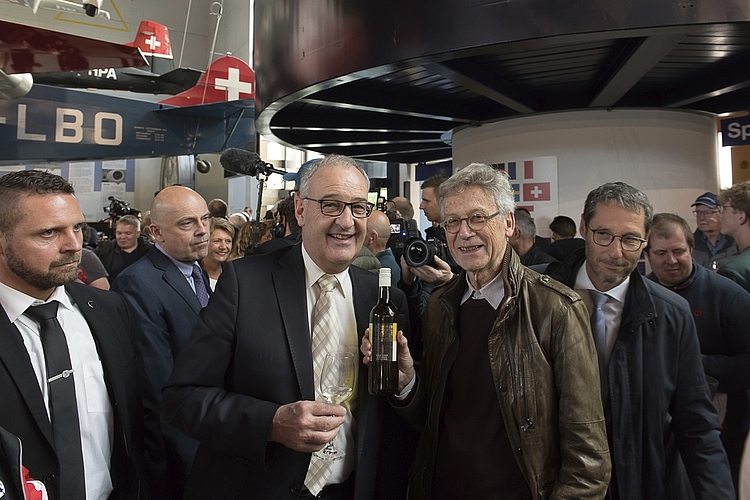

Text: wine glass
xmin=314 ymin=351 xmax=356 ymax=460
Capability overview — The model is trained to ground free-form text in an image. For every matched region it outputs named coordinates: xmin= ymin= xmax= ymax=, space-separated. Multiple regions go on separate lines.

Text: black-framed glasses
xmin=303 ymin=198 xmax=374 ymax=218
xmin=720 ymin=204 xmax=734 ymax=213
xmin=588 ymin=228 xmax=646 ymax=252
xmin=443 ymin=212 xmax=500 ymax=234
xmin=692 ymin=209 xmax=719 ymax=217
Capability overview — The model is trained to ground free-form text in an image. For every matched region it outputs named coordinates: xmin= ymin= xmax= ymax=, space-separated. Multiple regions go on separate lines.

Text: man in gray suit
xmin=112 ymin=185 xmax=211 ymax=500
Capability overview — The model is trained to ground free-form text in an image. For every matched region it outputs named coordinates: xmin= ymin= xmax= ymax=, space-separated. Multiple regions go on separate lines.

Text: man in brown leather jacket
xmin=363 ymin=163 xmax=611 ymax=499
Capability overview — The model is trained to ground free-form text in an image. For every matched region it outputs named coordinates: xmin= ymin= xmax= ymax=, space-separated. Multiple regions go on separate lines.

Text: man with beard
xmin=546 ymin=182 xmax=734 ymax=499
xmin=112 ymin=186 xmax=211 ymax=500
xmin=0 ymin=170 xmax=165 ymax=500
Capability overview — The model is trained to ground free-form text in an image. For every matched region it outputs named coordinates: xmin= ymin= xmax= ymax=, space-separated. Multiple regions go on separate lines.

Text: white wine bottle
xmin=368 ymin=268 xmax=399 ymax=394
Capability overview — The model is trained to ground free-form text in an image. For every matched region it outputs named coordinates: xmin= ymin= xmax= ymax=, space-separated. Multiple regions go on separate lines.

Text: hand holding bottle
xmin=361 ymin=329 xmax=415 ymax=394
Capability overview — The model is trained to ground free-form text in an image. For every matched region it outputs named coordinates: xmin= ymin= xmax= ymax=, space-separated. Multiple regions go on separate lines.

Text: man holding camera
xmin=363 ymin=163 xmax=611 ymax=499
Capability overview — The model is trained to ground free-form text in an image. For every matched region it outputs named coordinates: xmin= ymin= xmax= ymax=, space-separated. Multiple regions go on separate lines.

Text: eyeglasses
xmin=442 ymin=212 xmax=500 ymax=234
xmin=588 ymin=228 xmax=646 ymax=252
xmin=720 ymin=204 xmax=734 ymax=213
xmin=692 ymin=209 xmax=719 ymax=217
xmin=303 ymin=198 xmax=374 ymax=218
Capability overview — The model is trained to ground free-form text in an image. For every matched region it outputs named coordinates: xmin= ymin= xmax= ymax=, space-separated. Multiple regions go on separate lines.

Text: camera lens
xmin=403 ymin=238 xmax=432 ymax=267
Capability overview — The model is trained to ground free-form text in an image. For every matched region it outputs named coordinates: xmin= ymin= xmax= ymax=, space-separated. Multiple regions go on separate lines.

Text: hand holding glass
xmin=315 ymin=351 xmax=356 ymax=460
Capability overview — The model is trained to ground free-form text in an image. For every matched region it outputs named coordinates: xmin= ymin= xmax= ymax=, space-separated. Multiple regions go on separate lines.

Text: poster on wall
xmin=0 ymin=159 xmax=137 ymax=222
xmin=488 ymin=156 xmax=558 ymax=238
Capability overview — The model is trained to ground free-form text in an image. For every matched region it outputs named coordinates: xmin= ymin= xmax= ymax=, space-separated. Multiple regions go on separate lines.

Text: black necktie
xmin=192 ymin=264 xmax=210 ymax=308
xmin=25 ymin=301 xmax=86 ymax=500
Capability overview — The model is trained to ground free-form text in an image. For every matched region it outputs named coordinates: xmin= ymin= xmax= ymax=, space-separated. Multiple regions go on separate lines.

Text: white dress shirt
xmin=574 ymin=263 xmax=629 ymax=365
xmin=0 ymin=282 xmax=114 ymax=500
xmin=301 ymin=244 xmax=359 ymax=485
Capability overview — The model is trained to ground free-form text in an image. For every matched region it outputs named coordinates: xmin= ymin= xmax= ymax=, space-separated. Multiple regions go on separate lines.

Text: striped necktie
xmin=305 ymin=274 xmax=340 ymax=495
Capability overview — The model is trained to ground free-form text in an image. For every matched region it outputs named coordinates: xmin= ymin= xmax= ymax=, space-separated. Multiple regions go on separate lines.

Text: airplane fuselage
xmin=33 ymin=67 xmax=198 ymax=95
xmin=0 ymin=83 xmax=254 ymax=164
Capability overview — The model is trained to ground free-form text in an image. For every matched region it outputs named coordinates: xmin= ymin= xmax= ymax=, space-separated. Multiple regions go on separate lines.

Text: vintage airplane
xmin=0 ymin=54 xmax=256 ymax=164
xmin=1 ymin=0 xmax=110 ymax=19
xmin=33 ymin=20 xmax=203 ymax=95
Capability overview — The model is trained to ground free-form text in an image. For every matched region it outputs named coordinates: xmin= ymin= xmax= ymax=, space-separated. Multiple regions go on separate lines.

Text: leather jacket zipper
xmin=520 ymin=352 xmax=533 ymax=432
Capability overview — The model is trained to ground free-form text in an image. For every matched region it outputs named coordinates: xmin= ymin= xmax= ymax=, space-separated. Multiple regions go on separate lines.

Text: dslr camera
xmin=384 ymin=210 xmax=421 ymax=263
xmin=403 ymin=236 xmax=449 ymax=268
xmin=101 ymin=196 xmax=140 ymax=227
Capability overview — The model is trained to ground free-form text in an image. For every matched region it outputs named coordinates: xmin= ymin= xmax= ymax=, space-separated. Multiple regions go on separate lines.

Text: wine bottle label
xmin=369 ymin=322 xmax=398 ymax=362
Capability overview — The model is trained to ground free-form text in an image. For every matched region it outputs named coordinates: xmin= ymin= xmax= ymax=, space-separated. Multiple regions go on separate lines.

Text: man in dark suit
xmin=0 ymin=170 xmax=164 ymax=500
xmin=163 ymin=154 xmax=415 ymax=499
xmin=112 ymin=186 xmax=211 ymax=499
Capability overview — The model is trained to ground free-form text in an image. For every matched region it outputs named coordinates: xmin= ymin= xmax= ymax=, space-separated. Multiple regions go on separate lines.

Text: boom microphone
xmin=219 ymin=148 xmax=286 ymax=177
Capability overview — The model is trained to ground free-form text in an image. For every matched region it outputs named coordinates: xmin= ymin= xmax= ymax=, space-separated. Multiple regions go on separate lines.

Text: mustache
xmin=51 ymin=257 xmax=80 ymax=267
xmin=598 ymin=257 xmax=629 ymax=267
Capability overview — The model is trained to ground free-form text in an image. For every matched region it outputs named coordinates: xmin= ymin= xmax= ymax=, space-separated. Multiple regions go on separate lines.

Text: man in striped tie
xmin=163 ymin=154 xmax=416 ymax=499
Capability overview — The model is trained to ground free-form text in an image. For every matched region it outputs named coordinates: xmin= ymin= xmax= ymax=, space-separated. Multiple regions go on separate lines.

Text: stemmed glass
xmin=314 ymin=351 xmax=356 ymax=460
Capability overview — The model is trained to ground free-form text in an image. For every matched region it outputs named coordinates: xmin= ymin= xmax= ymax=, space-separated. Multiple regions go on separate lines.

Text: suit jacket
xmin=0 ymin=282 xmax=165 ymax=500
xmin=163 ymin=244 xmax=416 ymax=499
xmin=111 ymin=246 xmax=211 ymax=498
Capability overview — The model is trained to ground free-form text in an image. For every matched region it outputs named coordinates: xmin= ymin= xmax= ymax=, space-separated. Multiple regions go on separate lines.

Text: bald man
xmin=112 ymin=186 xmax=211 ymax=500
xmin=365 ymin=210 xmax=401 ymax=283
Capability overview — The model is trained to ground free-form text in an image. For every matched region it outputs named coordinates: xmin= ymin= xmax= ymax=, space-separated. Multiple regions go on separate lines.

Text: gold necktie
xmin=304 ymin=274 xmax=339 ymax=495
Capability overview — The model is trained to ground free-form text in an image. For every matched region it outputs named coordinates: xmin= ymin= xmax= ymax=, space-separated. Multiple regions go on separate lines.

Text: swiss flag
xmin=523 ymin=182 xmax=550 ymax=201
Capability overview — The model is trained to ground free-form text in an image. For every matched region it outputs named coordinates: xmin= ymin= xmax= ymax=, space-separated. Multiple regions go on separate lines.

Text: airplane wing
xmin=0 ymin=19 xmax=146 ymax=74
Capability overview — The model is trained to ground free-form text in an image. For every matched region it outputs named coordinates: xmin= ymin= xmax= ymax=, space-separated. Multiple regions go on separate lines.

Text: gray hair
xmin=298 ymin=154 xmax=369 ymax=198
xmin=437 ymin=163 xmax=515 ymax=218
xmin=514 ymin=209 xmax=536 ymax=241
xmin=583 ymin=181 xmax=653 ymax=232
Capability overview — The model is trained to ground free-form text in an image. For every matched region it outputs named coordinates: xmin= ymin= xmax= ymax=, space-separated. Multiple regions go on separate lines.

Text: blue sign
xmin=721 ymin=115 xmax=750 ymax=146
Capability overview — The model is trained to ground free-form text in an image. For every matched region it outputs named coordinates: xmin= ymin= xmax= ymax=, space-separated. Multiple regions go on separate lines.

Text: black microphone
xmin=219 ymin=148 xmax=286 ymax=177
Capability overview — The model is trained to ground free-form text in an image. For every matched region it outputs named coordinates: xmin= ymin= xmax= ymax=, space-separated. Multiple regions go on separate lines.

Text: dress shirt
xmin=574 ymin=263 xmax=629 ymax=365
xmin=460 ymin=271 xmax=506 ymax=308
xmin=301 ymin=244 xmax=358 ymax=485
xmin=0 ymin=282 xmax=114 ymax=500
xmin=154 ymin=243 xmax=201 ymax=293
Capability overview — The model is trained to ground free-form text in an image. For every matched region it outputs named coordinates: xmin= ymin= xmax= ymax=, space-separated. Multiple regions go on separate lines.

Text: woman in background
xmin=201 ymin=217 xmax=235 ymax=290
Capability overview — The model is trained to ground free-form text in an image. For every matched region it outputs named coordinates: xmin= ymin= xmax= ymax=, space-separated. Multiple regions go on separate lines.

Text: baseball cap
xmin=690 ymin=192 xmax=720 ymax=209
xmin=282 ymin=158 xmax=321 ymax=185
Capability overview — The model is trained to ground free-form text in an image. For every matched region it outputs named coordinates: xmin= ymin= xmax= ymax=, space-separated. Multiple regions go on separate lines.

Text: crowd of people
xmin=1 ymin=160 xmax=750 ymax=500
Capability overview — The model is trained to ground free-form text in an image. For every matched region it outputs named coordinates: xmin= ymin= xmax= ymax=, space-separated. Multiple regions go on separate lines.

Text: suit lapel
xmin=0 ymin=307 xmax=54 ymax=446
xmin=148 ymin=248 xmax=202 ymax=314
xmin=273 ymin=246 xmax=315 ymax=400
